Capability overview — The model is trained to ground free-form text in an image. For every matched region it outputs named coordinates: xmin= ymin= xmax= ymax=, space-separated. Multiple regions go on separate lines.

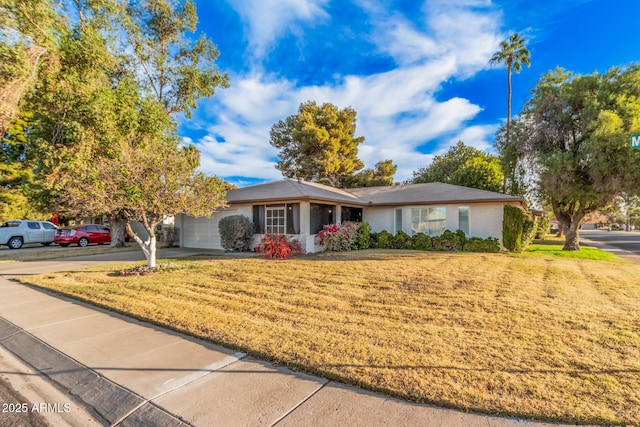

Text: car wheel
xmin=42 ymin=242 xmax=52 ymax=246
xmin=59 ymin=243 xmax=69 ymax=247
xmin=8 ymin=236 xmax=23 ymax=249
xmin=78 ymin=237 xmax=89 ymax=247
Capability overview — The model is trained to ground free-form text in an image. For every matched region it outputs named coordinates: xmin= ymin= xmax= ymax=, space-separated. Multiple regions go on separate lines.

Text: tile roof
xmin=226 ymin=179 xmax=524 ymax=206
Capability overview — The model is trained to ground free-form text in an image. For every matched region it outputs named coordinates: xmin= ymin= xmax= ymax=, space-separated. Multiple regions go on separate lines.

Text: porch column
xmin=300 ymin=201 xmax=310 ymax=235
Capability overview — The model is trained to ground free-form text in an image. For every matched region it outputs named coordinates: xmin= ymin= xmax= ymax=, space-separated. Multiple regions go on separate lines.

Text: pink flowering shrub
xmin=257 ymin=234 xmax=303 ymax=259
xmin=317 ymin=221 xmax=360 ymax=251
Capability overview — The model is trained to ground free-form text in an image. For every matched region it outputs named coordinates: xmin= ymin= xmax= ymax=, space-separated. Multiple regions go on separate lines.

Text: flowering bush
xmin=318 ymin=221 xmax=360 ymax=251
xmin=257 ymin=234 xmax=303 ymax=259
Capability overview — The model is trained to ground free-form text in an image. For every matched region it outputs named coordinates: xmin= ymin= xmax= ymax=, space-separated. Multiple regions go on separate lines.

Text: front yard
xmin=20 ymin=249 xmax=640 ymax=425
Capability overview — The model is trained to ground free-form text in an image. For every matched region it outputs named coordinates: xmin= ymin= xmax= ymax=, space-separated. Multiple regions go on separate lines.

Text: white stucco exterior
xmin=178 ymin=201 xmax=519 ymax=252
xmin=176 ymin=180 xmax=525 ymax=253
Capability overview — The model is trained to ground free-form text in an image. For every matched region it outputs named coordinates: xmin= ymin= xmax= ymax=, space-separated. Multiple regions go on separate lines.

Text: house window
xmin=411 ymin=207 xmax=446 ymax=236
xmin=395 ymin=208 xmax=403 ymax=233
xmin=266 ymin=206 xmax=285 ymax=234
xmin=340 ymin=206 xmax=362 ymax=223
xmin=310 ymin=203 xmax=335 ymax=234
xmin=458 ymin=207 xmax=470 ymax=236
xmin=253 ymin=203 xmax=300 ymax=234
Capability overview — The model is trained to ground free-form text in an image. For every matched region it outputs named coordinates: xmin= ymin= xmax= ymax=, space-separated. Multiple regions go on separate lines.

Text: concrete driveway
xmin=0 ymin=250 xmax=572 ymax=427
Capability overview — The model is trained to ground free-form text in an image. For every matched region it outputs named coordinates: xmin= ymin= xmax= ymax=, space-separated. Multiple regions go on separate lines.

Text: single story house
xmin=177 ymin=179 xmax=524 ymax=253
xmin=175 ymin=179 xmax=524 ymax=252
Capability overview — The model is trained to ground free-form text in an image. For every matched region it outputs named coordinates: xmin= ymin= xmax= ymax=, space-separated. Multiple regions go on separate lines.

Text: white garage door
xmin=182 ymin=211 xmax=237 ymax=249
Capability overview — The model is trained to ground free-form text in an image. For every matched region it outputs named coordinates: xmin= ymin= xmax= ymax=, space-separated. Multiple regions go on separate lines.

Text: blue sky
xmin=180 ymin=0 xmax=640 ymax=186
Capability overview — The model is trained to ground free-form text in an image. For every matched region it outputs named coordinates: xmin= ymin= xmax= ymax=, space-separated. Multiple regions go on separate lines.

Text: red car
xmin=54 ymin=224 xmax=122 ymax=247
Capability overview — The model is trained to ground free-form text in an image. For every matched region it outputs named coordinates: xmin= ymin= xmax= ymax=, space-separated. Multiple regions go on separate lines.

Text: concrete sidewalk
xmin=0 ymin=252 xmax=568 ymax=426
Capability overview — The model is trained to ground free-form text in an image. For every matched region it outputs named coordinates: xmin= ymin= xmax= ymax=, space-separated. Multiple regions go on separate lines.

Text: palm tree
xmin=490 ymin=33 xmax=530 ymax=193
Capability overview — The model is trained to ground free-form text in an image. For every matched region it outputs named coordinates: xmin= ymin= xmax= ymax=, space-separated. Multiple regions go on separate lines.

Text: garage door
xmin=182 ymin=211 xmax=236 ymax=249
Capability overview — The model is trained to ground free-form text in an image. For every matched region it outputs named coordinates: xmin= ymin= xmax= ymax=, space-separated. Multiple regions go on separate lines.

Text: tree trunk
xmin=503 ymin=67 xmax=512 ymax=194
xmin=125 ymin=222 xmax=158 ymax=268
xmin=108 ymin=217 xmax=127 ymax=247
xmin=563 ymin=223 xmax=580 ymax=251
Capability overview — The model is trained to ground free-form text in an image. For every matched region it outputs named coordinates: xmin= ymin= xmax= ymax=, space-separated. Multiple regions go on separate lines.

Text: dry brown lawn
xmin=20 ymin=250 xmax=640 ymax=425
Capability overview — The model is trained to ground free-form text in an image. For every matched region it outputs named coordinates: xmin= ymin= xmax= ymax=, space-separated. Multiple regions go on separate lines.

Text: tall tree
xmin=0 ymin=0 xmax=61 ymax=139
xmin=345 ymin=159 xmax=397 ymax=188
xmin=490 ymin=33 xmax=530 ymax=193
xmin=21 ymin=0 xmax=230 ymax=264
xmin=517 ymin=66 xmax=640 ymax=250
xmin=270 ymin=101 xmax=365 ymax=188
xmin=121 ymin=0 xmax=229 ymax=118
xmin=411 ymin=141 xmax=503 ymax=192
xmin=104 ymin=0 xmax=229 ymax=245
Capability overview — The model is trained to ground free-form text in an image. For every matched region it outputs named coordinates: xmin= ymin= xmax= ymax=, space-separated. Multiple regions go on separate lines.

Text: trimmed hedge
xmin=392 ymin=230 xmax=413 ymax=249
xmin=369 ymin=229 xmax=497 ymax=253
xmin=411 ymin=232 xmax=431 ymax=250
xmin=219 ymin=215 xmax=253 ymax=252
xmin=463 ymin=237 xmax=500 ymax=253
xmin=503 ymin=205 xmax=524 ymax=252
xmin=355 ymin=221 xmax=372 ymax=249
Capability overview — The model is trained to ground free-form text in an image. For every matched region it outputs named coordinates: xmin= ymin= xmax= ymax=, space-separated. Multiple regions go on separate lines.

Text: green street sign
xmin=632 ymin=134 xmax=640 ymax=149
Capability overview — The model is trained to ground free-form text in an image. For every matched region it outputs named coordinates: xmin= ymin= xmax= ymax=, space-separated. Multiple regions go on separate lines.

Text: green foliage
xmin=122 ymin=0 xmax=229 ymax=118
xmin=270 ymin=101 xmax=365 ymax=188
xmin=521 ymin=216 xmax=537 ymax=249
xmin=345 ymin=160 xmax=397 ymax=188
xmin=355 ymin=221 xmax=371 ymax=249
xmin=535 ymin=216 xmax=550 ymax=239
xmin=411 ymin=232 xmax=431 ymax=250
xmin=374 ymin=230 xmax=393 ymax=249
xmin=503 ymin=205 xmax=524 ymax=252
xmin=431 ymin=229 xmax=465 ymax=251
xmin=257 ymin=234 xmax=303 ymax=259
xmin=513 ymin=65 xmax=640 ymax=250
xmin=0 ymin=42 xmax=29 ymax=86
xmin=219 ymin=215 xmax=253 ymax=252
xmin=463 ymin=237 xmax=501 ymax=253
xmin=392 ymin=230 xmax=412 ymax=249
xmin=411 ymin=141 xmax=503 ymax=192
xmin=11 ymin=0 xmax=230 ymax=267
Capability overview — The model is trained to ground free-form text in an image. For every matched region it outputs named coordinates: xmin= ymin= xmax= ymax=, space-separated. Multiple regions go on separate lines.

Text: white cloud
xmin=186 ymin=0 xmax=505 ymax=185
xmin=227 ymin=0 xmax=330 ymax=58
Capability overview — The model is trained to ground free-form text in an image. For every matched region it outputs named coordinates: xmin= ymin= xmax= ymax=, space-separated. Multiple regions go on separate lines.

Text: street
xmin=580 ymin=230 xmax=640 ymax=256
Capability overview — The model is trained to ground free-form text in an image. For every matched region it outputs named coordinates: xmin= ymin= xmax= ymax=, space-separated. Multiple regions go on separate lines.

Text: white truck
xmin=0 ymin=220 xmax=59 ymax=249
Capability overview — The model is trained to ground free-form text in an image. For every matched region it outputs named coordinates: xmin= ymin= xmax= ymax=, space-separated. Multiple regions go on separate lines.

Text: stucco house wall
xmin=178 ymin=180 xmax=525 ymax=253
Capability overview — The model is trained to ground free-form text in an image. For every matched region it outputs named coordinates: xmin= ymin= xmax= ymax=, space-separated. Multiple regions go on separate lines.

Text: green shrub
xmin=411 ymin=232 xmax=431 ymax=251
xmin=431 ymin=229 xmax=465 ymax=251
xmin=219 ymin=215 xmax=253 ymax=252
xmin=503 ymin=205 xmax=524 ymax=252
xmin=463 ymin=237 xmax=501 ymax=253
xmin=521 ymin=216 xmax=537 ymax=249
xmin=535 ymin=216 xmax=550 ymax=239
xmin=257 ymin=234 xmax=303 ymax=259
xmin=392 ymin=230 xmax=413 ymax=249
xmin=376 ymin=230 xmax=393 ymax=249
xmin=355 ymin=221 xmax=371 ymax=249
xmin=368 ymin=232 xmax=378 ymax=249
